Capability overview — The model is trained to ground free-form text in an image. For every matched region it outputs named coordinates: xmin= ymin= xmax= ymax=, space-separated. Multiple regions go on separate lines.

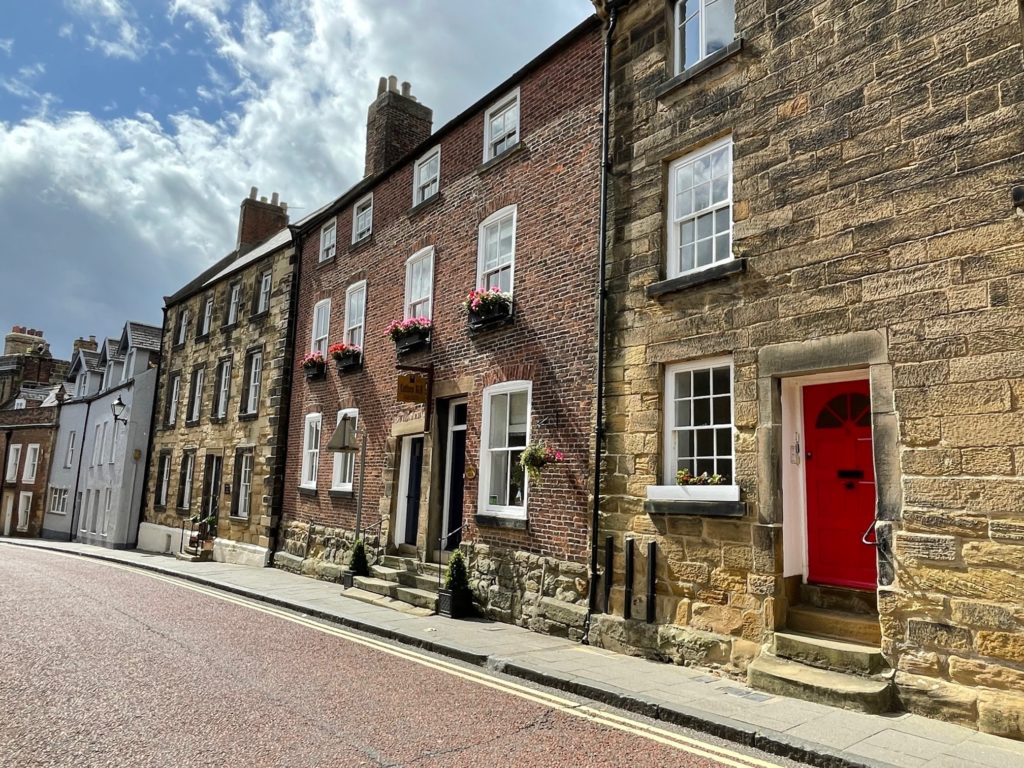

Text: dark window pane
xmin=696 ymin=428 xmax=714 ymax=456
xmin=715 ymin=207 xmax=730 ymax=233
xmin=713 ymin=395 xmax=730 ymax=424
xmin=696 ymin=457 xmax=715 ymax=476
xmin=675 ymin=370 xmax=691 ymax=399
xmin=676 ymin=430 xmax=694 ymax=462
xmin=694 ymin=398 xmax=711 ymax=426
xmin=712 ymin=366 xmax=730 ymax=394
xmin=693 ymin=369 xmax=710 ymax=396
xmin=717 ymin=458 xmax=732 ymax=481
xmin=716 ymin=427 xmax=732 ymax=455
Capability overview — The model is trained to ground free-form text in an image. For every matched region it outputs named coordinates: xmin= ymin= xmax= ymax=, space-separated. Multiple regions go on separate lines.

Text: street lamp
xmin=111 ymin=395 xmax=128 ymax=425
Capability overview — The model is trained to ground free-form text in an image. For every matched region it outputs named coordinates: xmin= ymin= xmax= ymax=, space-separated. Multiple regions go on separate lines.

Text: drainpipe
xmin=584 ymin=2 xmax=622 ymax=644
xmin=266 ymin=226 xmax=303 ymax=567
xmin=133 ymin=306 xmax=167 ymax=549
xmin=67 ymin=399 xmax=91 ymax=541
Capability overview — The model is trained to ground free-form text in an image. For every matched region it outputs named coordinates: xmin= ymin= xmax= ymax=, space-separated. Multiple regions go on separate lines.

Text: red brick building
xmin=277 ymin=17 xmax=604 ymax=635
xmin=0 ymin=404 xmax=59 ymax=538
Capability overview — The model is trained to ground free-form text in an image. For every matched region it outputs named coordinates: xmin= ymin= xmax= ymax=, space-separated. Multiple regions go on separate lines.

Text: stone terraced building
xmin=591 ymin=0 xmax=1024 ymax=738
xmin=276 ymin=19 xmax=604 ymax=634
xmin=138 ymin=190 xmax=296 ymax=567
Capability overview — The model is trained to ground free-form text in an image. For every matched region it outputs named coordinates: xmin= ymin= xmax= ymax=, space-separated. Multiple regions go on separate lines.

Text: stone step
xmin=798 ymin=583 xmax=878 ymax=615
xmin=370 ymin=565 xmax=403 ymax=583
xmin=397 ymin=570 xmax=442 ymax=593
xmin=416 ymin=561 xmax=445 ymax=577
xmin=174 ymin=549 xmax=211 ymax=563
xmin=340 ymin=587 xmax=434 ymax=617
xmin=352 ymin=576 xmax=398 ymax=599
xmin=395 ymin=586 xmax=439 ymax=612
xmin=380 ymin=555 xmax=415 ymax=570
xmin=748 ymin=654 xmax=894 ymax=714
xmin=787 ymin=605 xmax=881 ymax=645
xmin=773 ymin=631 xmax=888 ymax=676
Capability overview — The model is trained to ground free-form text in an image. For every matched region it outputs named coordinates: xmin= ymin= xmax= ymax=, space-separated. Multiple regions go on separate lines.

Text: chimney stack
xmin=74 ymin=336 xmax=99 ymax=353
xmin=364 ymin=74 xmax=433 ymax=178
xmin=236 ymin=185 xmax=290 ymax=255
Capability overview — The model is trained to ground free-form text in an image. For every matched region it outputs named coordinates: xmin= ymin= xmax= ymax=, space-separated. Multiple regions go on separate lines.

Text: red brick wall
xmin=0 ymin=408 xmax=59 ymax=538
xmin=282 ymin=26 xmax=603 ymax=563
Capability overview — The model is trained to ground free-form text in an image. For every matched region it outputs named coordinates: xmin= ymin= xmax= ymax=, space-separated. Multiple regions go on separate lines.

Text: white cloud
xmin=1 ymin=62 xmax=58 ymax=116
xmin=0 ymin=0 xmax=594 ymax=355
xmin=65 ymin=0 xmax=149 ymax=60
xmin=0 ymin=39 xmax=13 ymax=56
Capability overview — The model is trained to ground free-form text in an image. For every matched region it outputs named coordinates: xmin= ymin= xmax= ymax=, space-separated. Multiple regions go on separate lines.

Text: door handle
xmin=861 ymin=519 xmax=878 ymax=546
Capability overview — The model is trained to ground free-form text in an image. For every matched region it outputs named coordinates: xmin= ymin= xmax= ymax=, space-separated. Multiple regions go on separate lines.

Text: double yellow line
xmin=33 ymin=549 xmax=784 ymax=768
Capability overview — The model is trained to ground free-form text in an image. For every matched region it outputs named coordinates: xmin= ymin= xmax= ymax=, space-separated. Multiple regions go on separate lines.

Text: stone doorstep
xmin=397 ymin=570 xmax=442 ymax=593
xmin=370 ymin=565 xmax=402 ymax=583
xmin=787 ymin=605 xmax=883 ymax=646
xmin=395 ymin=586 xmax=438 ymax=612
xmin=773 ymin=631 xmax=889 ymax=677
xmin=353 ymin=576 xmax=398 ymax=599
xmin=340 ymin=586 xmax=434 ymax=617
xmin=747 ymin=654 xmax=895 ymax=715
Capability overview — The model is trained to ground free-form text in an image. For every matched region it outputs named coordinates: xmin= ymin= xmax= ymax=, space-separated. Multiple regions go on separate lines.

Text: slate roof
xmin=68 ymin=349 xmax=102 ymax=379
xmin=203 ymin=227 xmax=292 ymax=287
xmin=97 ymin=337 xmax=124 ymax=366
xmin=121 ymin=321 xmax=162 ymax=353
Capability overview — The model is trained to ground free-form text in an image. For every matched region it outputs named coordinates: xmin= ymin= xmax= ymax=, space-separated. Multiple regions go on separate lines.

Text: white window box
xmin=646 ymin=484 xmax=740 ymax=502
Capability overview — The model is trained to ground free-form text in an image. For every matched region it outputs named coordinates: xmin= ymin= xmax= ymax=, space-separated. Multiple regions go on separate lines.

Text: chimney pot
xmin=377 ymin=76 xmax=387 ymax=96
xmin=281 ymin=202 xmax=288 ymax=213
xmin=89 ymin=335 xmax=95 ymax=342
xmin=249 ymin=186 xmax=258 ymax=199
xmin=260 ymin=196 xmax=268 ymax=203
xmin=401 ymin=81 xmax=411 ymax=97
xmin=388 ymin=75 xmax=398 ymax=93
xmin=271 ymin=192 xmax=279 ymax=206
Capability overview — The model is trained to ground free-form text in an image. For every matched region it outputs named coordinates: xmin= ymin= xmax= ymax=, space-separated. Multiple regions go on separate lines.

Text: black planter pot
xmin=437 ymin=588 xmax=472 ymax=618
xmin=467 ymin=303 xmax=513 ymax=333
xmin=304 ymin=361 xmax=326 ymax=380
xmin=395 ymin=329 xmax=430 ymax=355
xmin=341 ymin=569 xmax=356 ymax=589
xmin=334 ymin=355 xmax=363 ymax=374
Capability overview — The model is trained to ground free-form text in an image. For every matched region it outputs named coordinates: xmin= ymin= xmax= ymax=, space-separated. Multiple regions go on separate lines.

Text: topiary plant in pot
xmin=438 ymin=549 xmax=473 ymax=618
xmin=342 ymin=538 xmax=370 ymax=589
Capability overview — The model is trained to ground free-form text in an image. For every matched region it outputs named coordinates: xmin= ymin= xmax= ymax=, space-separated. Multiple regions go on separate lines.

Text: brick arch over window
xmin=479 ymin=192 xmax=518 ymax=220
xmin=483 ymin=364 xmax=535 ymax=389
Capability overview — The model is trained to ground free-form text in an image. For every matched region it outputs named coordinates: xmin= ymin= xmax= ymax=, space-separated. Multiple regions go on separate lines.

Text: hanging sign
xmin=397 ymin=373 xmax=428 ymax=404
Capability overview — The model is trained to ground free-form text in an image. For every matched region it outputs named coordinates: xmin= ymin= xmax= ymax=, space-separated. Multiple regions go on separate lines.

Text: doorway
xmin=802 ymin=379 xmax=877 ymax=590
xmin=441 ymin=399 xmax=468 ymax=550
xmin=394 ymin=436 xmax=424 ymax=548
xmin=202 ymin=454 xmax=223 ymax=520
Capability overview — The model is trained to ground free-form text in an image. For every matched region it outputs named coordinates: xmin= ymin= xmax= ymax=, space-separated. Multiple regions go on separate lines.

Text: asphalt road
xmin=0 ymin=546 xmax=803 ymax=768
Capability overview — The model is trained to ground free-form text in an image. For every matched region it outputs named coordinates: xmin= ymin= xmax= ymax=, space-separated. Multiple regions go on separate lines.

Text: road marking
xmin=13 ymin=547 xmax=785 ymax=768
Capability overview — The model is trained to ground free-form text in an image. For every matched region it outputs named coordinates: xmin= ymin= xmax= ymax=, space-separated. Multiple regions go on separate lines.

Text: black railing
xmin=363 ymin=518 xmax=386 ymax=563
xmin=436 ymin=525 xmax=464 ymax=589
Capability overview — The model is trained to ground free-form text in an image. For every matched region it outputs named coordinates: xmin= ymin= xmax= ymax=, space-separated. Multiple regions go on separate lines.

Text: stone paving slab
xmin=6 ymin=537 xmax=1024 ymax=768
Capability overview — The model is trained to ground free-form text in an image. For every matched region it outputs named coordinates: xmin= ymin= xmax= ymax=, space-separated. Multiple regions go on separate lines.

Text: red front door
xmin=803 ymin=379 xmax=877 ymax=590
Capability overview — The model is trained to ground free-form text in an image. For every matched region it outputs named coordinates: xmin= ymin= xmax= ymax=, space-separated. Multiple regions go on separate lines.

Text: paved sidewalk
xmin=5 ymin=538 xmax=1024 ymax=768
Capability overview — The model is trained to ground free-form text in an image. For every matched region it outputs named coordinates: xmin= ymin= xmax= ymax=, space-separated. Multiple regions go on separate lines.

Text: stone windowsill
xmin=184 ymin=419 xmax=200 ymax=428
xmin=475 ymin=513 xmax=527 ymax=530
xmin=153 ymin=504 xmax=166 ymax=511
xmin=297 ymin=486 xmax=317 ymax=497
xmin=227 ymin=516 xmax=251 ymax=523
xmin=238 ymin=411 xmax=258 ymax=422
xmin=644 ymin=499 xmax=746 ymax=517
xmin=316 ymin=255 xmax=335 ymax=269
xmin=171 ymin=342 xmax=185 ymax=352
xmin=646 ymin=258 xmax=746 ymax=299
xmin=249 ymin=310 xmax=269 ymax=323
xmin=654 ymin=38 xmax=745 ymax=101
xmin=476 ymin=141 xmax=526 ymax=176
xmin=349 ymin=235 xmax=374 ymax=252
xmin=194 ymin=333 xmax=210 ymax=345
xmin=329 ymin=489 xmax=355 ymax=500
xmin=408 ymin=193 xmax=442 ymax=218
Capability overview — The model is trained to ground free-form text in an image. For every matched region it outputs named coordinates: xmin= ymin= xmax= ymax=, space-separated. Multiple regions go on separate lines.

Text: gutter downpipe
xmin=133 ymin=306 xmax=167 ymax=549
xmin=267 ymin=226 xmax=303 ymax=568
xmin=584 ymin=2 xmax=621 ymax=644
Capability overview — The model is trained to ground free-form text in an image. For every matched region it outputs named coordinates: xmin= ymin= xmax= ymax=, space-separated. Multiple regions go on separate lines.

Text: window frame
xmin=311 ymin=298 xmax=331 ymax=356
xmin=320 ymin=218 xmax=338 ymax=262
xmin=300 ymin=412 xmax=322 ymax=489
xmin=666 ymin=135 xmax=733 ymax=280
xmin=199 ymin=295 xmax=214 ymax=337
xmin=352 ymin=194 xmax=373 ymax=244
xmin=155 ymin=450 xmax=171 ymax=507
xmin=404 ymin=247 xmax=434 ymax=321
xmin=214 ymin=356 xmax=232 ymax=419
xmin=49 ymin=487 xmax=68 ymax=515
xmin=343 ymin=280 xmax=367 ymax=349
xmin=65 ymin=430 xmax=77 ymax=468
xmin=16 ymin=491 xmax=31 ymax=532
xmin=232 ymin=448 xmax=254 ymax=519
xmin=177 ymin=451 xmax=195 ymax=510
xmin=661 ymin=355 xmax=735 ymax=487
xmin=241 ymin=349 xmax=263 ymax=416
xmin=22 ymin=444 xmax=39 ymax=483
xmin=477 ymin=380 xmax=532 ymax=519
xmin=477 ymin=205 xmax=518 ymax=295
xmin=188 ymin=366 xmax=205 ymax=424
xmin=5 ymin=444 xmax=21 ymax=482
xmin=331 ymin=408 xmax=358 ymax=491
xmin=166 ymin=372 xmax=181 ymax=427
xmin=175 ymin=308 xmax=190 ymax=347
xmin=226 ymin=281 xmax=242 ymax=326
xmin=413 ymin=147 xmax=440 ymax=205
xmin=256 ymin=271 xmax=272 ymax=315
xmin=483 ymin=88 xmax=521 ymax=162
xmin=673 ymin=0 xmax=736 ymax=75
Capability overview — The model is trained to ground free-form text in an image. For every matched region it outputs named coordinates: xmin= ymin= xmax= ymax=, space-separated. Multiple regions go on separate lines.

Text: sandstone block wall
xmin=602 ymin=0 xmax=1024 ymax=734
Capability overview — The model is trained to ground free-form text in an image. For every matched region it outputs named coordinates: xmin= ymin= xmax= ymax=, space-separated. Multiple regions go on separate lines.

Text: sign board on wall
xmin=397 ymin=374 xmax=428 ymax=404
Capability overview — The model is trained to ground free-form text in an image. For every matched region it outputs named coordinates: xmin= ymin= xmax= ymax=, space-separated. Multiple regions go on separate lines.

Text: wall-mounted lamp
xmin=111 ymin=395 xmax=128 ymax=425
xmin=1013 ymin=185 xmax=1024 ymax=218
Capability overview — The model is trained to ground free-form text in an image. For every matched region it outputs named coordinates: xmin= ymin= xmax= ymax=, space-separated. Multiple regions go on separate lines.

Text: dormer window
xmin=414 ymin=148 xmax=440 ymax=205
xmin=484 ymin=89 xmax=520 ymax=161
xmin=673 ymin=0 xmax=736 ymax=74
xmin=320 ymin=219 xmax=337 ymax=261
xmin=352 ymin=196 xmax=373 ymax=244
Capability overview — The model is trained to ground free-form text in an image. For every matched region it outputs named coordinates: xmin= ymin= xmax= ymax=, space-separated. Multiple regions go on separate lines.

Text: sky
xmin=0 ymin=0 xmax=594 ymax=359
